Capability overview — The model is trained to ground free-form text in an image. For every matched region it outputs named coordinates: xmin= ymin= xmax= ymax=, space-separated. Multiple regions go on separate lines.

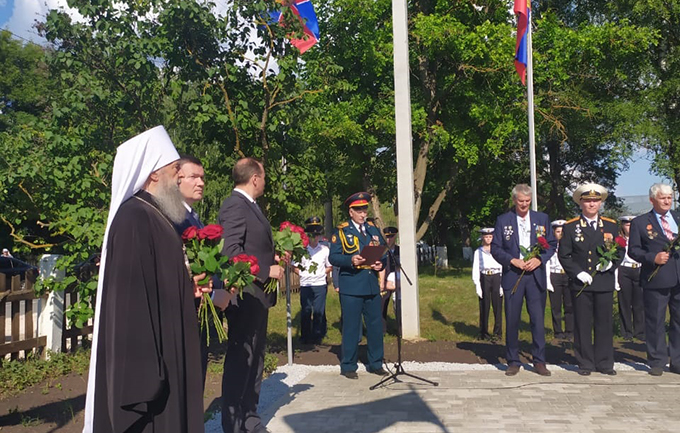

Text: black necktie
xmin=360 ymin=224 xmax=366 ymax=237
xmin=591 ymin=221 xmax=597 ymax=230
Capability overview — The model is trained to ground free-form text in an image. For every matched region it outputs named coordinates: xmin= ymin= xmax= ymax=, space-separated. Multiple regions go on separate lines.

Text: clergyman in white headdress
xmin=83 ymin=126 xmax=204 ymax=433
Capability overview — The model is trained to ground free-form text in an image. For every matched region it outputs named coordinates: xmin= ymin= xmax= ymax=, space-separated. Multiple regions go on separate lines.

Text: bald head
xmin=232 ymin=158 xmax=266 ymax=199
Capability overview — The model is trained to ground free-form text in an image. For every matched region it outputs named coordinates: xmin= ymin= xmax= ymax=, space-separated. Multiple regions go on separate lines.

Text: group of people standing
xmin=473 ymin=182 xmax=680 ymax=377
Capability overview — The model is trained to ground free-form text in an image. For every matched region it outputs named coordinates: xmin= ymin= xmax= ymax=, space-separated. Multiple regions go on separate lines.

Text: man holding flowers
xmin=491 ymin=184 xmax=556 ymax=377
xmin=558 ymin=183 xmax=622 ymax=376
xmin=218 ymin=158 xmax=284 ymax=433
xmin=628 ymin=183 xmax=680 ymax=376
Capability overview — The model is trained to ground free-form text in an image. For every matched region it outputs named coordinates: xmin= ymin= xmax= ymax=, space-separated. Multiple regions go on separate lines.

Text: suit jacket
xmin=218 ymin=191 xmax=277 ymax=308
xmin=558 ymin=215 xmax=622 ymax=292
xmin=628 ymin=210 xmax=680 ymax=289
xmin=329 ymin=220 xmax=386 ymax=296
xmin=175 ymin=207 xmax=204 ymax=235
xmin=490 ymin=209 xmax=556 ymax=291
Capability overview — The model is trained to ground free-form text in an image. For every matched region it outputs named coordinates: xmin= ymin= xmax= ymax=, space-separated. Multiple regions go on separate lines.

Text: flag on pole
xmin=513 ymin=0 xmax=530 ymax=85
xmin=270 ymin=1 xmax=320 ymax=54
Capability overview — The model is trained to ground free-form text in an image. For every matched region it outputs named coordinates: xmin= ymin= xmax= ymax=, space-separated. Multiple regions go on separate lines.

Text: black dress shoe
xmin=598 ymin=369 xmax=617 ymax=376
xmin=577 ymin=369 xmax=591 ymax=376
xmin=505 ymin=365 xmax=520 ymax=376
xmin=368 ymin=368 xmax=389 ymax=376
xmin=341 ymin=371 xmax=359 ymax=379
xmin=649 ymin=367 xmax=664 ymax=376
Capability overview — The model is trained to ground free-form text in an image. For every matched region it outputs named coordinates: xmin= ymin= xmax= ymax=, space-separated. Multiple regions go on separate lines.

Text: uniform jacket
xmin=558 ymin=215 xmax=622 ymax=292
xmin=218 ymin=191 xmax=277 ymax=308
xmin=628 ymin=210 xmax=680 ymax=289
xmin=491 ymin=209 xmax=556 ymax=291
xmin=329 ymin=220 xmax=386 ymax=296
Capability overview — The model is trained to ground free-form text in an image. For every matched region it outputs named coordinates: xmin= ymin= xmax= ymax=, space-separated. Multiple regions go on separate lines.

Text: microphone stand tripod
xmin=370 ymin=243 xmax=438 ymax=390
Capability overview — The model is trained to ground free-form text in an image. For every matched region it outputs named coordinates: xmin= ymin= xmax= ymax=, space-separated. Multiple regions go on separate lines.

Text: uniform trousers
xmin=340 ymin=293 xmax=383 ymax=373
xmin=549 ymin=273 xmax=573 ymax=336
xmin=504 ymin=275 xmax=547 ymax=365
xmin=617 ymin=267 xmax=645 ymax=340
xmin=300 ymin=284 xmax=328 ymax=342
xmin=380 ymin=291 xmax=395 ymax=333
xmin=644 ymin=285 xmax=680 ymax=369
xmin=479 ymin=273 xmax=502 ymax=338
xmin=571 ymin=289 xmax=614 ymax=372
xmin=221 ymin=294 xmax=269 ymax=433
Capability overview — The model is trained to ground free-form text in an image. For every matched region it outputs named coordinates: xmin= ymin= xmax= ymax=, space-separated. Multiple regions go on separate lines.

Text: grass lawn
xmin=267 ymin=265 xmax=568 ymax=349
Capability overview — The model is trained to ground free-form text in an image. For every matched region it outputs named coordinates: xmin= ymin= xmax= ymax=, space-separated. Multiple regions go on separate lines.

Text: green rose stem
xmin=647 ymin=235 xmax=680 ymax=282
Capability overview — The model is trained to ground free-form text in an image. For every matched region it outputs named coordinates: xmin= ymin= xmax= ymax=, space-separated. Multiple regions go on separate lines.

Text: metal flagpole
xmin=526 ymin=10 xmax=538 ymax=211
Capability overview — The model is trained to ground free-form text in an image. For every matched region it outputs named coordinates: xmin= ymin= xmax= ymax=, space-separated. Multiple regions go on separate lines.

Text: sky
xmin=0 ymin=1 xmax=671 ymax=197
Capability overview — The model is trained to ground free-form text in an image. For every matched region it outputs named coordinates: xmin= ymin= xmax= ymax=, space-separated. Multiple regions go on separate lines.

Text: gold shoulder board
xmin=601 ymin=216 xmax=616 ymax=223
xmin=566 ymin=217 xmax=579 ymax=224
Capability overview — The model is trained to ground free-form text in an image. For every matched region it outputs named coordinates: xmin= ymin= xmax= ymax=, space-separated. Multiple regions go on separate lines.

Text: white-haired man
xmin=83 ymin=126 xmax=206 ymax=433
xmin=628 ymin=183 xmax=680 ymax=376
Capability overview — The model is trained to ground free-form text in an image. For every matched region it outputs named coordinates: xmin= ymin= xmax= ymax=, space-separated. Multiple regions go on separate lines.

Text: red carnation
xmin=182 ymin=226 xmax=199 ymax=241
xmin=279 ymin=221 xmax=294 ymax=231
xmin=615 ymin=236 xmax=627 ymax=248
xmin=198 ymin=224 xmax=223 ymax=240
xmin=537 ymin=236 xmax=550 ymax=250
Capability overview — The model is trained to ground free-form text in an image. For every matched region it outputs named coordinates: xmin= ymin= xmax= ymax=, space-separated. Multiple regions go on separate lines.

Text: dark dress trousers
xmin=617 ymin=246 xmax=645 ymax=340
xmin=549 ymin=271 xmax=573 ymax=336
xmin=628 ymin=210 xmax=680 ymax=370
xmin=329 ymin=220 xmax=386 ymax=373
xmin=558 ymin=216 xmax=621 ymax=372
xmin=491 ymin=210 xmax=556 ymax=366
xmin=218 ymin=191 xmax=277 ymax=433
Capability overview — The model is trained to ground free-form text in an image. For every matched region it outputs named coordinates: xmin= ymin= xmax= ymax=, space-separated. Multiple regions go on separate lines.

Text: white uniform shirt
xmin=299 ymin=243 xmax=331 ymax=286
xmin=620 ymin=236 xmax=641 ymax=267
xmin=472 ymin=246 xmax=502 ymax=286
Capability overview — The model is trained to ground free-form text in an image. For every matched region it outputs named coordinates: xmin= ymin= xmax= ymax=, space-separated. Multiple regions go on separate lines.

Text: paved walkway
xmin=207 ymin=362 xmax=680 ymax=433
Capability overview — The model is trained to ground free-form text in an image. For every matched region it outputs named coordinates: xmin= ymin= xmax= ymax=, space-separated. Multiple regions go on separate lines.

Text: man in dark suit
xmin=628 ymin=183 xmax=680 ymax=376
xmin=491 ymin=184 xmax=556 ymax=376
xmin=559 ymin=183 xmax=621 ymax=376
xmin=329 ymin=192 xmax=387 ymax=379
xmin=218 ymin=158 xmax=284 ymax=433
xmin=380 ymin=226 xmax=400 ymax=333
xmin=175 ymin=154 xmax=206 ymax=234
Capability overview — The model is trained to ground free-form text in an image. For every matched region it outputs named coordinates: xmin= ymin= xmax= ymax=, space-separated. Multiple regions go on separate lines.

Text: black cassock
xmin=92 ymin=190 xmax=203 ymax=433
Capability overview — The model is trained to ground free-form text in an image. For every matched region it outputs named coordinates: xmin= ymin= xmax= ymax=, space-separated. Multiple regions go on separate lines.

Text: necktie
xmin=191 ymin=210 xmax=203 ymax=228
xmin=660 ymin=214 xmax=674 ymax=240
xmin=360 ymin=224 xmax=366 ymax=237
xmin=591 ymin=220 xmax=597 ymax=231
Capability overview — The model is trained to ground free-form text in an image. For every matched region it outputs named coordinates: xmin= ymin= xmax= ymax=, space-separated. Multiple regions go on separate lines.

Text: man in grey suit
xmin=628 ymin=183 xmax=680 ymax=376
xmin=218 ymin=158 xmax=284 ymax=433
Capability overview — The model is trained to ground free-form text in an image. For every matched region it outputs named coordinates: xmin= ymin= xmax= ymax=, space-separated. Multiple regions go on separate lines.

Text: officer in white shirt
xmin=616 ymin=215 xmax=645 ymax=341
xmin=546 ymin=220 xmax=573 ymax=340
xmin=472 ymin=228 xmax=503 ymax=341
xmin=297 ymin=217 xmax=333 ymax=344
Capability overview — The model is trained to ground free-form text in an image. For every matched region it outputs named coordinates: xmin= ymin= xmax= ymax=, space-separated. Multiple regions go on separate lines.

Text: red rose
xmin=250 ymin=263 xmax=260 ymax=276
xmin=537 ymin=236 xmax=550 ymax=250
xmin=232 ymin=253 xmax=250 ymax=263
xmin=279 ymin=221 xmax=294 ymax=231
xmin=182 ymin=226 xmax=199 ymax=241
xmin=198 ymin=224 xmax=223 ymax=240
xmin=615 ymin=236 xmax=627 ymax=248
xmin=301 ymin=232 xmax=309 ymax=248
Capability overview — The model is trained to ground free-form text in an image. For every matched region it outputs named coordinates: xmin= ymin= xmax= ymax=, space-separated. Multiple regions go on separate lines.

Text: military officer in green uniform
xmin=330 ymin=192 xmax=388 ymax=379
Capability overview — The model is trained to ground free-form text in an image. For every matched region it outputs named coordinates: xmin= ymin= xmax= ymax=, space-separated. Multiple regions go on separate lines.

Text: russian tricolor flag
xmin=514 ymin=0 xmax=530 ymax=85
xmin=270 ymin=0 xmax=320 ymax=54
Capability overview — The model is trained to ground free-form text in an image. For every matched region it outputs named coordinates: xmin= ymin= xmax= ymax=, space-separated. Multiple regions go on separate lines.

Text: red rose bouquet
xmin=511 ymin=236 xmax=551 ymax=294
xmin=576 ymin=234 xmax=625 ymax=296
xmin=182 ymin=224 xmax=230 ymax=343
xmin=264 ymin=221 xmax=315 ymax=292
xmin=225 ymin=254 xmax=260 ymax=299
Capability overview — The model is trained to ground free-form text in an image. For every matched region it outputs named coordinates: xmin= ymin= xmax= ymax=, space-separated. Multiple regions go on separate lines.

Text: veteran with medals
xmin=330 ymin=192 xmax=388 ymax=379
xmin=558 ymin=183 xmax=622 ymax=376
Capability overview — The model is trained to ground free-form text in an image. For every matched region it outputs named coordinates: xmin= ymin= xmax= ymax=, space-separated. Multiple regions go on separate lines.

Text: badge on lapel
xmin=504 ymin=225 xmax=514 ymax=240
xmin=575 ymin=225 xmax=584 ymax=242
xmin=646 ymin=224 xmax=658 ymax=240
xmin=535 ymin=225 xmax=546 ymax=237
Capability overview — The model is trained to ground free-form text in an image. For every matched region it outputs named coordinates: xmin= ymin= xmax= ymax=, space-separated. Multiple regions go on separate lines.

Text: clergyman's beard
xmin=154 ymin=177 xmax=187 ymax=225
